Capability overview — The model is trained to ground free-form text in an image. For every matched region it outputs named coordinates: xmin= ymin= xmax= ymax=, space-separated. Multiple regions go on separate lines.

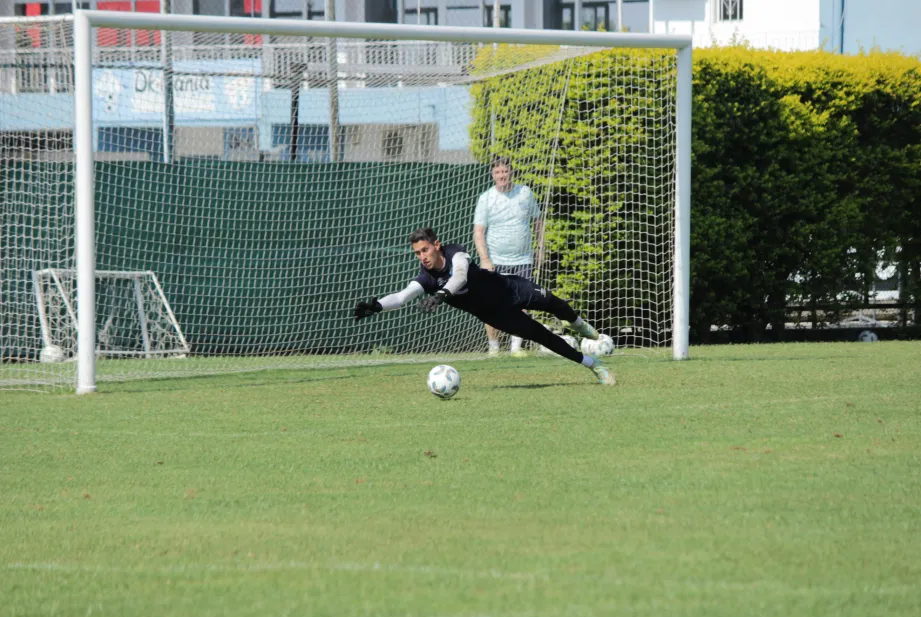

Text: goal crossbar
xmin=68 ymin=10 xmax=692 ymax=394
xmin=78 ymin=11 xmax=692 ymax=49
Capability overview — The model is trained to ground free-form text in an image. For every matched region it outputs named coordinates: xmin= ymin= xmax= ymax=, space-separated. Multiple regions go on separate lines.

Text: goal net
xmin=32 ymin=268 xmax=189 ymax=361
xmin=0 ymin=13 xmax=690 ymax=392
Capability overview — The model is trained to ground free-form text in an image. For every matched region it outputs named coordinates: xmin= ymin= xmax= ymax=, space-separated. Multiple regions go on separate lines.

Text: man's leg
xmin=483 ymin=311 xmax=615 ymax=385
xmin=495 ymin=264 xmax=532 ymax=356
xmin=509 ymin=278 xmax=600 ymax=341
xmin=485 ymin=324 xmax=500 ymax=357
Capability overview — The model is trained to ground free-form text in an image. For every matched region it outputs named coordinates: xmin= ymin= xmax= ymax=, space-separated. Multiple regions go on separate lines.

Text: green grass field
xmin=2 ymin=342 xmax=920 ymax=616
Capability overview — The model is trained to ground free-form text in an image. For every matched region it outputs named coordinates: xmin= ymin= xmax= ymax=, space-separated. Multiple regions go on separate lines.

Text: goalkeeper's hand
xmin=417 ymin=290 xmax=452 ymax=314
xmin=354 ymin=298 xmax=382 ymax=321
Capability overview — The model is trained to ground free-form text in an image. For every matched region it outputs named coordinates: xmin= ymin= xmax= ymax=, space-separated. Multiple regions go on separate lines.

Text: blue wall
xmin=0 ymin=68 xmax=473 ymax=154
xmin=821 ymin=0 xmax=921 ymax=55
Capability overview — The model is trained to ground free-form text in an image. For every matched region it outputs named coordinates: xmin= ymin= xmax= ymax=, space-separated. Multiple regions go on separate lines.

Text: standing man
xmin=473 ymin=156 xmax=543 ymax=357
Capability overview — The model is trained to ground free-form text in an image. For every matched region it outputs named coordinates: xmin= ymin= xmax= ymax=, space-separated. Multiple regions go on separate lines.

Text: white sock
xmin=580 ymin=354 xmax=595 ymax=368
xmin=509 ymin=336 xmax=523 ymax=352
xmin=488 ymin=340 xmax=500 ymax=351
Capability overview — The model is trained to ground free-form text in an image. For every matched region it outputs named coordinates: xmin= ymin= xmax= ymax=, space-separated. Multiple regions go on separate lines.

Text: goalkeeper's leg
xmin=508 ymin=277 xmax=600 ymax=340
xmin=483 ymin=311 xmax=614 ymax=385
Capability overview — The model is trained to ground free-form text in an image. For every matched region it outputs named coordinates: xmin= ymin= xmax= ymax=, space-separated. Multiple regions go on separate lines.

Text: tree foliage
xmin=471 ymin=44 xmax=921 ymax=342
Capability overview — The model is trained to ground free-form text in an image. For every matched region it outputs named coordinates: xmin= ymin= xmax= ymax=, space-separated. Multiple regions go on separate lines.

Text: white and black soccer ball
xmin=427 ymin=364 xmax=461 ymax=399
xmin=595 ymin=334 xmax=615 ymax=356
xmin=858 ymin=330 xmax=879 ymax=343
xmin=39 ymin=345 xmax=65 ymax=363
xmin=580 ymin=337 xmax=598 ymax=355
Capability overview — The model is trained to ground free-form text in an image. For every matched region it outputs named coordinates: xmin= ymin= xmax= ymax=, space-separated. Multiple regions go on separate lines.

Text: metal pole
xmin=616 ymin=0 xmax=623 ymax=31
xmin=161 ymin=0 xmax=174 ymax=163
xmin=839 ymin=0 xmax=846 ymax=54
xmin=74 ymin=11 xmax=97 ymax=393
xmin=490 ymin=0 xmax=498 ymax=151
xmin=395 ymin=0 xmax=403 ymax=24
xmin=81 ymin=12 xmax=693 ymax=48
xmin=648 ymin=0 xmax=654 ymax=34
xmin=289 ymin=62 xmax=302 ymax=161
xmin=673 ymin=44 xmax=692 ymax=360
xmin=574 ymin=0 xmax=581 ymax=30
xmin=326 ymin=0 xmax=340 ymax=162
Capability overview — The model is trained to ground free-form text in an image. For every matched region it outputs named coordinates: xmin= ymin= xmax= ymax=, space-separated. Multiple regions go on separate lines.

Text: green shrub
xmin=472 ymin=44 xmax=921 ymax=341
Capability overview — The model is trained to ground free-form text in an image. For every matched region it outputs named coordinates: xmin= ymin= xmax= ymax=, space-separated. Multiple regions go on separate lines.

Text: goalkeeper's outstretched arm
xmin=379 ymin=282 xmax=425 ymax=310
xmin=353 ymin=282 xmax=425 ymax=321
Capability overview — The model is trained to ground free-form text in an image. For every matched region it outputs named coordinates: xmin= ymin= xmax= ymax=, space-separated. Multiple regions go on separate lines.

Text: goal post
xmin=1 ymin=11 xmax=691 ymax=393
xmin=32 ymin=268 xmax=190 ymax=363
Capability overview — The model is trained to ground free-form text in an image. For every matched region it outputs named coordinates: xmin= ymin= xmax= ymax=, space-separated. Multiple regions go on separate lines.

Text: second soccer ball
xmin=39 ymin=345 xmax=65 ymax=363
xmin=595 ymin=334 xmax=615 ymax=356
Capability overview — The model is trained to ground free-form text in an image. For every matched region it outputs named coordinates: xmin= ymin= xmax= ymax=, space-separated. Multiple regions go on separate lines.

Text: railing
xmin=0 ymin=39 xmax=480 ymax=94
xmin=692 ymin=30 xmax=821 ymax=52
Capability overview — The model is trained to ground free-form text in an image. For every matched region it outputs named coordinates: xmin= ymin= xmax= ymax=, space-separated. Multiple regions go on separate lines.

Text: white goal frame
xmin=71 ymin=10 xmax=692 ymax=394
xmin=32 ymin=268 xmax=190 ymax=360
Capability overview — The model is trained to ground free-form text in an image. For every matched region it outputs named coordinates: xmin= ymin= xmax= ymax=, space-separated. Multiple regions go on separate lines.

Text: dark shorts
xmin=467 ymin=274 xmax=553 ymax=316
xmin=494 ymin=263 xmax=533 ymax=281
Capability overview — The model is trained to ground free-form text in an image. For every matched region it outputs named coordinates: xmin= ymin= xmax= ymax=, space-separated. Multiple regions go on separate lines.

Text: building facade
xmin=1 ymin=0 xmax=917 ymax=54
xmin=0 ymin=0 xmax=916 ymax=163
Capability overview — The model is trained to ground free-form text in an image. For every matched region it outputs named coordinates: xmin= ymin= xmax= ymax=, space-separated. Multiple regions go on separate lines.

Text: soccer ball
xmin=595 ymin=334 xmax=615 ymax=356
xmin=427 ymin=364 xmax=461 ymax=399
xmin=537 ymin=334 xmax=578 ymax=357
xmin=858 ymin=330 xmax=879 ymax=343
xmin=580 ymin=337 xmax=598 ymax=355
xmin=39 ymin=345 xmax=65 ymax=363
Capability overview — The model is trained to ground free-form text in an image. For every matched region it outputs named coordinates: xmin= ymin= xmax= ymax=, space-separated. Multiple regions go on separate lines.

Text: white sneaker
xmin=588 ymin=356 xmax=616 ymax=385
xmin=562 ymin=319 xmax=599 ymax=340
xmin=487 ymin=347 xmax=500 ymax=358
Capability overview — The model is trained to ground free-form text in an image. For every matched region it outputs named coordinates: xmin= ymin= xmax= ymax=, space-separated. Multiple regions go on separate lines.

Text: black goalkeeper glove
xmin=417 ymin=289 xmax=452 ymax=314
xmin=354 ymin=298 xmax=382 ymax=321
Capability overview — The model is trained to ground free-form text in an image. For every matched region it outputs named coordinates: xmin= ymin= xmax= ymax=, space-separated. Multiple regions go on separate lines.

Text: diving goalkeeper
xmin=352 ymin=227 xmax=615 ymax=385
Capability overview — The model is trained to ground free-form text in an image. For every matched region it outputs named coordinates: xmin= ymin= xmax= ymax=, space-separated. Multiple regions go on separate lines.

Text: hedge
xmin=471 ymin=45 xmax=921 ymax=342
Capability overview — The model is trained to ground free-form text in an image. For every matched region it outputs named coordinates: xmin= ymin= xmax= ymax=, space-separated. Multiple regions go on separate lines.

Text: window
xmin=561 ymin=2 xmax=610 ymax=31
xmin=273 ymin=124 xmax=343 ymax=163
xmin=382 ymin=129 xmax=404 ymax=159
xmin=229 ymin=0 xmax=263 ymax=44
xmin=14 ymin=1 xmax=85 ymax=16
xmin=193 ymin=0 xmax=225 ymax=15
xmin=405 ymin=7 xmax=437 ymax=26
xmin=271 ymin=0 xmax=320 ymax=19
xmin=14 ymin=1 xmax=86 ymax=47
xmin=98 ymin=127 xmax=163 ymax=160
xmin=230 ymin=0 xmax=261 ymax=18
xmin=224 ymin=127 xmax=257 ymax=160
xmin=717 ymin=0 xmax=743 ymax=21
xmin=0 ymin=131 xmax=73 ymax=161
xmin=483 ymin=4 xmax=510 ymax=28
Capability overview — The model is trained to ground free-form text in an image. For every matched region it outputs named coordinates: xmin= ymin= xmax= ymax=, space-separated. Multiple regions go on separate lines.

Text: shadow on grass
xmin=489 ymin=382 xmax=585 ymax=390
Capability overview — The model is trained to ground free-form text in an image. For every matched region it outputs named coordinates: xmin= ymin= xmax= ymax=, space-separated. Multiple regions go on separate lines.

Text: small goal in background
xmin=32 ymin=268 xmax=190 ymax=363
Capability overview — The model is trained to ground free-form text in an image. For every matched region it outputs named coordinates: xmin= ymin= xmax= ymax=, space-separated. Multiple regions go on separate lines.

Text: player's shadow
xmin=490 ymin=381 xmax=585 ymax=390
xmin=110 ymin=372 xmax=355 ymax=393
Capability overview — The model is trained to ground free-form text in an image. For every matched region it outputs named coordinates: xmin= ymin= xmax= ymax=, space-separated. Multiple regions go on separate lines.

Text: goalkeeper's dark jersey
xmin=414 ymin=243 xmax=520 ymax=315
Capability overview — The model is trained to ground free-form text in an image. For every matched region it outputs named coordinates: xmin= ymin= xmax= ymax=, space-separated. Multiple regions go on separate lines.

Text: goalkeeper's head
xmin=409 ymin=227 xmax=445 ymax=271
